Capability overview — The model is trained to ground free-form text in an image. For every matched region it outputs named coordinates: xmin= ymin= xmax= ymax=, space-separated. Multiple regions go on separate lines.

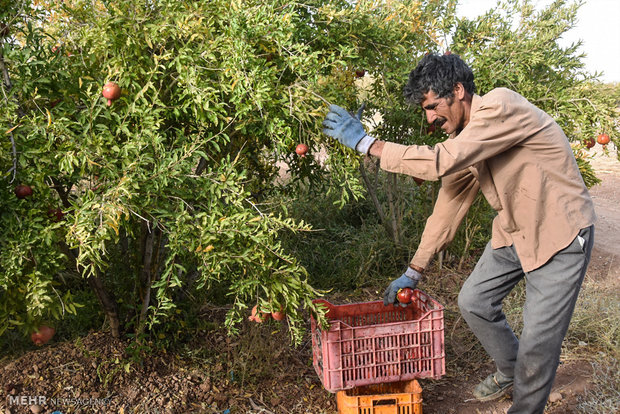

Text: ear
xmin=453 ymin=83 xmax=465 ymax=100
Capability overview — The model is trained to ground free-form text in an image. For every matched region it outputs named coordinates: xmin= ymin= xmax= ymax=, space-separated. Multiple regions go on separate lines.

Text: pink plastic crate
xmin=311 ymin=289 xmax=445 ymax=393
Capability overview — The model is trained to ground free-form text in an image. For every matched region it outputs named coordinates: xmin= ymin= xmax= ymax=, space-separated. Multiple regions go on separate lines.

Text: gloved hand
xmin=322 ymin=103 xmax=376 ymax=154
xmin=383 ymin=267 xmax=422 ymax=306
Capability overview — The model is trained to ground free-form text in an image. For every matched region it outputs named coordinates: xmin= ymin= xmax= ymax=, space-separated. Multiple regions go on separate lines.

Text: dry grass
xmin=576 ymin=359 xmax=620 ymax=413
xmin=565 ymin=279 xmax=619 ymax=360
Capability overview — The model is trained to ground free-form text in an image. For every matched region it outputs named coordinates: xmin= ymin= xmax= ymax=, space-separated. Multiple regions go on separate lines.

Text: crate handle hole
xmin=373 ymin=398 xmax=397 ymax=407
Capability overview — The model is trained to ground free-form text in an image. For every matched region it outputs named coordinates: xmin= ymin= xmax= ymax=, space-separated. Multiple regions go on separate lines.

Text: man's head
xmin=403 ymin=53 xmax=476 ymax=134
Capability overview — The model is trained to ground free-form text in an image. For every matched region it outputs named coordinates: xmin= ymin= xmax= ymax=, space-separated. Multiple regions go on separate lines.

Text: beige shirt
xmin=380 ymin=88 xmax=596 ymax=272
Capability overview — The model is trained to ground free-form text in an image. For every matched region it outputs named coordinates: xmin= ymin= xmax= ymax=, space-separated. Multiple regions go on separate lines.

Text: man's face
xmin=420 ymin=89 xmax=468 ymax=135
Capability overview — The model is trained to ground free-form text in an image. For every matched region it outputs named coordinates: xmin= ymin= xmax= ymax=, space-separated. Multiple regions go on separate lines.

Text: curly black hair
xmin=403 ymin=53 xmax=476 ymax=104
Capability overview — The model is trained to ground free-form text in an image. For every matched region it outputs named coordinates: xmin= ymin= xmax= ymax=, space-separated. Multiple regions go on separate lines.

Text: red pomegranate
xmin=397 ymin=288 xmax=414 ymax=304
xmin=102 ymin=82 xmax=121 ymax=106
xmin=31 ymin=325 xmax=55 ymax=346
xmin=271 ymin=306 xmax=286 ymax=321
xmin=47 ymin=208 xmax=65 ymax=222
xmin=597 ymin=133 xmax=610 ymax=146
xmin=295 ymin=143 xmax=308 ymax=157
xmin=248 ymin=305 xmax=271 ymax=323
xmin=14 ymin=184 xmax=33 ymax=199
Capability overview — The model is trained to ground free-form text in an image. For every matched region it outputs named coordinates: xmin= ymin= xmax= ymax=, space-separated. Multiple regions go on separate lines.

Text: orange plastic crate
xmin=311 ymin=290 xmax=444 ymax=393
xmin=336 ymin=379 xmax=423 ymax=414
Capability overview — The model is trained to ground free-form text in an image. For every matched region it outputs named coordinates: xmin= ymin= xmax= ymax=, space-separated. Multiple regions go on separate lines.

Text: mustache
xmin=434 ymin=118 xmax=447 ymax=127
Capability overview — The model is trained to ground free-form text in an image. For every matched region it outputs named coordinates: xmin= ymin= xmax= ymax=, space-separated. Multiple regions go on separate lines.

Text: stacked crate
xmin=310 ymin=290 xmax=445 ymax=413
xmin=336 ymin=379 xmax=423 ymax=414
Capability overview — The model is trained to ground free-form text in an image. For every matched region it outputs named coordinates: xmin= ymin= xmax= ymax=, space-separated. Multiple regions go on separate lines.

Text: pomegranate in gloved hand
xmin=383 ymin=267 xmax=421 ymax=306
xmin=397 ymin=288 xmax=414 ymax=304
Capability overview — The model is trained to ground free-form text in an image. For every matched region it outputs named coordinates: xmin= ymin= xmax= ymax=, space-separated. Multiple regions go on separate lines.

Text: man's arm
xmin=410 ymin=168 xmax=480 ymax=271
xmin=382 ymin=168 xmax=479 ymax=305
xmin=368 ymin=140 xmax=385 ymax=158
xmin=408 ymin=263 xmax=425 ymax=273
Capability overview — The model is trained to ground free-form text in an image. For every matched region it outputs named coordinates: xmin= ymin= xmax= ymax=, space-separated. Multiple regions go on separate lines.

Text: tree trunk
xmin=359 ymin=161 xmax=397 ymax=243
xmin=87 ymin=275 xmax=121 ymax=338
xmin=59 ymin=242 xmax=121 ymax=338
xmin=385 ymin=172 xmax=401 ymax=245
xmin=137 ymin=222 xmax=155 ymax=336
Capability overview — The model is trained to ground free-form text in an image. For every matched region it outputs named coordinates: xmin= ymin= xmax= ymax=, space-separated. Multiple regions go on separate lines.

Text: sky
xmin=455 ymin=0 xmax=620 ymax=83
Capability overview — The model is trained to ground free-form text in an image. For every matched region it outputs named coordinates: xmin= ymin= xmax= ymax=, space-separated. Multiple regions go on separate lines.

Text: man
xmin=322 ymin=53 xmax=595 ymax=414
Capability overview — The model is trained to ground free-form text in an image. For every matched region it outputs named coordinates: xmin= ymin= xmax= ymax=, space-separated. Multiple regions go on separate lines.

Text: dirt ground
xmin=586 ymin=145 xmax=620 ymax=289
xmin=0 ymin=145 xmax=618 ymax=414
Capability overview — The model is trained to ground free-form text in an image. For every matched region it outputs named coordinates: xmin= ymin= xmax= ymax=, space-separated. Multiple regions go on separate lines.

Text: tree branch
xmin=359 ymin=160 xmax=396 ymax=242
xmin=0 ymin=42 xmax=19 ymax=183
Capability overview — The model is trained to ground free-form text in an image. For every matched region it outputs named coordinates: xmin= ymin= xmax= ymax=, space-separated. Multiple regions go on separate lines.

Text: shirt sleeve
xmin=380 ymin=90 xmax=535 ymax=181
xmin=410 ymin=168 xmax=480 ymax=270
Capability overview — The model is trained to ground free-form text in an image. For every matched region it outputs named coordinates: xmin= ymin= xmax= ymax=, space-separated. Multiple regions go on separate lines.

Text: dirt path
xmin=587 ymin=172 xmax=620 ymax=287
xmin=586 ymin=144 xmax=620 ymax=288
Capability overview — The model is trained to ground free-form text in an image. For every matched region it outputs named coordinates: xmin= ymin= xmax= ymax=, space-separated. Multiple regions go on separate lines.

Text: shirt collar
xmin=449 ymin=94 xmax=482 ymax=139
xmin=471 ymin=93 xmax=482 ymax=113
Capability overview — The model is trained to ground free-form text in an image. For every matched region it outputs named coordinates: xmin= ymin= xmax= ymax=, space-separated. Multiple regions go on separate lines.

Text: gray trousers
xmin=458 ymin=226 xmax=594 ymax=414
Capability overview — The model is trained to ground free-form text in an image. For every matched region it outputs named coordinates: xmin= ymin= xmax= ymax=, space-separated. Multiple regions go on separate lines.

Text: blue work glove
xmin=322 ymin=103 xmax=376 ymax=154
xmin=383 ymin=267 xmax=422 ymax=306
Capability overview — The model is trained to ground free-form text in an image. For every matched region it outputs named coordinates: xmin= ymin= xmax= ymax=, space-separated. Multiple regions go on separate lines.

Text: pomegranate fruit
xmin=295 ymin=143 xmax=308 ymax=157
xmin=14 ymin=184 xmax=33 ymax=199
xmin=597 ymin=133 xmax=610 ymax=146
xmin=47 ymin=208 xmax=65 ymax=222
xmin=31 ymin=325 xmax=55 ymax=346
xmin=271 ymin=307 xmax=286 ymax=321
xmin=355 ymin=69 xmax=366 ymax=78
xmin=248 ymin=305 xmax=271 ymax=323
xmin=397 ymin=288 xmax=414 ymax=304
xmin=102 ymin=82 xmax=121 ymax=106
xmin=584 ymin=137 xmax=595 ymax=149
